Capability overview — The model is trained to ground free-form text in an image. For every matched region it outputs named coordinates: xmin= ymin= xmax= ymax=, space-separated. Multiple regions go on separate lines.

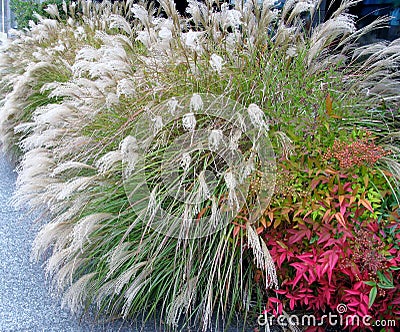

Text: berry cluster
xmin=324 ymin=137 xmax=389 ymax=168
xmin=341 ymin=228 xmax=388 ymax=281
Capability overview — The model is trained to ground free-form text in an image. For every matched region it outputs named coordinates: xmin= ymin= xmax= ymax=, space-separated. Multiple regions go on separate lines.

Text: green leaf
xmin=377 ymin=270 xmax=393 ymax=286
xmin=364 ymin=281 xmax=377 ymax=287
xmin=309 ymin=235 xmax=319 ymax=244
xmin=389 ymin=266 xmax=400 ymax=271
xmin=377 ymin=283 xmax=395 ymax=289
xmin=368 ymin=286 xmax=377 ymax=308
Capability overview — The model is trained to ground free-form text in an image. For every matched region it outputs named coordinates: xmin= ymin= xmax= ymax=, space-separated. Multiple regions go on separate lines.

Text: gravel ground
xmin=0 ymin=153 xmax=268 ymax=332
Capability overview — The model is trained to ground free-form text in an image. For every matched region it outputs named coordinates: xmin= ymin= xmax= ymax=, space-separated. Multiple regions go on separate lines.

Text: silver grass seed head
xmin=182 ymin=112 xmax=197 ymax=132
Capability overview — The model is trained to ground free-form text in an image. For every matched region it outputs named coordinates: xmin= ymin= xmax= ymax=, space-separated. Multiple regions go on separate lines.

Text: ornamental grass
xmin=0 ymin=1 xmax=399 ymax=331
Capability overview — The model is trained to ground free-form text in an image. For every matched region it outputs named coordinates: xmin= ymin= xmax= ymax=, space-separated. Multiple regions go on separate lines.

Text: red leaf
xmin=311 ymin=177 xmax=322 ymax=190
xmin=326 ymin=93 xmax=333 ymax=115
xmin=322 ymin=209 xmax=332 ymax=223
xmin=317 ymin=231 xmax=331 ymax=245
xmin=338 ymin=195 xmax=345 ymax=206
xmin=233 ymin=225 xmax=240 ymax=237
xmin=290 ymin=297 xmax=295 ymax=310
xmin=316 ymin=264 xmax=323 ymax=279
xmin=308 ymin=268 xmax=316 ymax=284
xmin=328 ymin=252 xmax=339 ymax=270
xmin=334 ymin=212 xmax=346 ymax=227
xmin=278 ymin=253 xmax=286 ymax=268
xmin=292 ymin=270 xmax=306 ymax=287
xmin=359 ymin=198 xmax=374 ymax=213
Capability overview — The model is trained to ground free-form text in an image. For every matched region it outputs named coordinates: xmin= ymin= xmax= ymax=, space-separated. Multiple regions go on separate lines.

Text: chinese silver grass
xmin=56 ymin=176 xmax=97 ymax=201
xmin=114 ymin=261 xmax=150 ymax=296
xmin=274 ymin=131 xmax=295 ymax=159
xmin=54 ymin=136 xmax=94 ymax=159
xmin=166 ymin=276 xmax=198 ymax=327
xmin=208 ymin=129 xmax=224 ymax=152
xmin=52 ymin=161 xmax=95 ymax=177
xmin=189 ymin=93 xmax=203 ymax=112
xmin=209 ymin=53 xmax=224 ymax=73
xmin=240 ymin=156 xmax=255 ymax=184
xmin=197 ymin=170 xmax=211 ymax=202
xmin=246 ymin=222 xmax=278 ymax=290
xmin=247 ymin=103 xmax=268 ymax=130
xmin=131 ymin=4 xmax=152 ymax=30
xmin=121 ymin=268 xmax=153 ymax=319
xmin=33 ymin=104 xmax=78 ymax=127
xmin=224 ymin=171 xmax=240 ymax=211
xmin=151 ymin=115 xmax=164 ymax=135
xmin=45 ymin=248 xmax=71 ymax=279
xmin=307 ymin=13 xmax=357 ymax=67
xmin=146 ymin=185 xmax=161 ymax=226
xmin=180 ymin=203 xmax=194 ymax=238
xmin=12 ymin=148 xmax=55 ymax=207
xmin=286 ymin=0 xmax=317 ymax=25
xmin=106 ymin=242 xmax=134 ymax=279
xmin=53 ymin=256 xmax=88 ymax=293
xmin=349 ymin=38 xmax=400 ymax=102
xmin=180 ymin=152 xmax=191 ymax=173
xmin=186 ymin=0 xmax=209 ymax=26
xmin=116 ymin=78 xmax=136 ymax=98
xmin=209 ymin=196 xmax=221 ymax=229
xmin=0 ymin=60 xmax=70 ymax=154
xmin=70 ymin=213 xmax=112 ymax=253
xmin=107 ymin=14 xmax=133 ymax=36
xmin=21 ymin=128 xmax=66 ymax=151
xmin=260 ymin=238 xmax=279 ymax=290
xmin=61 ymin=272 xmax=97 ymax=314
xmin=44 ymin=3 xmax=61 ymax=20
xmin=120 ymin=135 xmax=140 ymax=177
xmin=52 ymin=196 xmax=91 ymax=225
xmin=229 ymin=128 xmax=242 ymax=151
xmin=95 ymin=150 xmax=123 ymax=174
xmin=182 ymin=112 xmax=197 ymax=132
xmin=31 ymin=221 xmax=74 ymax=262
xmin=282 ymin=0 xmax=301 ymax=18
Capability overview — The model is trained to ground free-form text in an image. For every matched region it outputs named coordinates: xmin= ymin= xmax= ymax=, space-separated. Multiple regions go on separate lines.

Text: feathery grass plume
xmin=56 ymin=176 xmax=97 ymax=201
xmin=70 ymin=213 xmax=112 ymax=253
xmin=61 ymin=272 xmax=97 ymax=314
xmin=246 ymin=222 xmax=278 ymax=289
xmin=31 ymin=221 xmax=74 ymax=262
xmin=274 ymin=131 xmax=295 ymax=159
xmin=52 ymin=161 xmax=95 ymax=177
xmin=95 ymin=150 xmax=123 ymax=174
xmin=166 ymin=276 xmax=198 ymax=327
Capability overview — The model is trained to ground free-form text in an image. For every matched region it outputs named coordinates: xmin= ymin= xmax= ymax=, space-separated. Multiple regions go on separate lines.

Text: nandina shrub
xmin=259 ymin=143 xmax=400 ymax=331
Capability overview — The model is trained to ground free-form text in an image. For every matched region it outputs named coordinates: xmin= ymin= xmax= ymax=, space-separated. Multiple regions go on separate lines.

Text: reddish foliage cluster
xmin=324 ymin=137 xmax=389 ymax=168
xmin=261 ymin=172 xmax=400 ymax=331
